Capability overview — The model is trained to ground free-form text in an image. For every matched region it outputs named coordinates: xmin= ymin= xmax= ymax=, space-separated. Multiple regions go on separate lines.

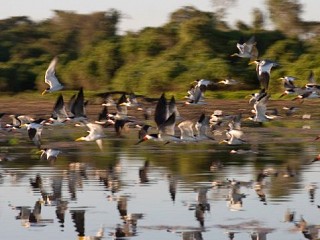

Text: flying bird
xmin=249 ymin=59 xmax=278 ymax=90
xmin=46 ymin=94 xmax=69 ymax=125
xmin=75 ymin=123 xmax=105 ymax=150
xmin=26 ymin=118 xmax=46 ymax=148
xmin=231 ymin=36 xmax=258 ymax=61
xmin=38 ymin=148 xmax=61 ymax=161
xmin=42 ymin=57 xmax=64 ymax=95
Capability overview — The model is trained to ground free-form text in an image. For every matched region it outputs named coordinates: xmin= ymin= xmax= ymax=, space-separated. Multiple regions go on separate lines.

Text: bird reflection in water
xmin=168 ymin=174 xmax=177 ymax=202
xmin=71 ymin=209 xmax=105 ymax=239
xmin=254 ymin=170 xmax=268 ymax=205
xmin=115 ymin=195 xmax=144 ymax=237
xmin=13 ymin=199 xmax=53 ymax=228
xmin=139 ymin=160 xmax=149 ymax=183
xmin=98 ymin=164 xmax=121 ymax=194
xmin=227 ymin=182 xmax=246 ymax=211
xmin=250 ymin=231 xmax=268 ymax=240
xmin=68 ymin=162 xmax=88 ymax=200
xmin=306 ymin=183 xmax=317 ymax=203
xmin=117 ymin=195 xmax=128 ymax=219
xmin=187 ymin=187 xmax=210 ymax=227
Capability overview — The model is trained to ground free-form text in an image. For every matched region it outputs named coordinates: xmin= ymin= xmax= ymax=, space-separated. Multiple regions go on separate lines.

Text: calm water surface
xmin=1 ymin=118 xmax=320 ymax=240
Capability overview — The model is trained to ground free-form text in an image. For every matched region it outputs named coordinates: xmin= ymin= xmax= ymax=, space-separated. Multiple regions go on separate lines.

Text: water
xmin=1 ymin=106 xmax=320 ymax=240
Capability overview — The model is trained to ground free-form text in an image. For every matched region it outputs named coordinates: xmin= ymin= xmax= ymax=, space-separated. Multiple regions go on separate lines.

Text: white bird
xmin=7 ymin=114 xmax=35 ymax=129
xmin=251 ymin=92 xmax=277 ymax=123
xmin=42 ymin=57 xmax=64 ymax=95
xmin=195 ymin=113 xmax=214 ymax=140
xmin=38 ymin=148 xmax=61 ymax=161
xmin=177 ymin=120 xmax=197 ymax=141
xmin=75 ymin=123 xmax=105 ymax=150
xmin=231 ymin=36 xmax=258 ymax=61
xmin=220 ymin=123 xmax=245 ymax=145
xmin=249 ymin=59 xmax=278 ymax=90
xmin=218 ymin=78 xmax=238 ymax=85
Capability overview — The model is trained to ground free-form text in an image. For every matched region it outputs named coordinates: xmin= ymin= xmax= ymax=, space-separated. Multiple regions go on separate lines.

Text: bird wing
xmin=283 ymin=79 xmax=296 ymax=89
xmin=228 ymin=129 xmax=244 ymax=140
xmin=87 ymin=123 xmax=105 ymax=140
xmin=178 ymin=120 xmax=194 ymax=139
xmin=28 ymin=127 xmax=37 ymax=140
xmin=308 ymin=70 xmax=316 ymax=84
xmin=236 ymin=43 xmax=245 ymax=54
xmin=193 ymin=85 xmax=203 ymax=104
xmin=71 ymin=88 xmax=86 ymax=118
xmin=95 ymin=139 xmax=103 ymax=151
xmin=53 ymin=94 xmax=69 ymax=121
xmin=159 ymin=112 xmax=176 ymax=136
xmin=45 ymin=57 xmax=61 ymax=88
xmin=254 ymin=95 xmax=268 ymax=119
xmin=258 ymin=72 xmax=270 ymax=90
xmin=155 ymin=93 xmax=168 ymax=127
xmin=249 ymin=45 xmax=259 ymax=61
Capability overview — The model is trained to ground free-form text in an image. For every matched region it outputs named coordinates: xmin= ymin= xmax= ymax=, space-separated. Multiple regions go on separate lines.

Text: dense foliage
xmin=1 ymin=3 xmax=320 ymax=95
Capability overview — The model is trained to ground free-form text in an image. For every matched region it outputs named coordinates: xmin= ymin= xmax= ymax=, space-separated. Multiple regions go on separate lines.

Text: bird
xmin=220 ymin=122 xmax=246 ymax=145
xmin=231 ymin=36 xmax=258 ymax=61
xmin=6 ymin=114 xmax=35 ymax=129
xmin=42 ymin=57 xmax=64 ymax=95
xmin=305 ymin=70 xmax=320 ymax=91
xmin=26 ymin=118 xmax=46 ymax=148
xmin=69 ymin=87 xmax=87 ymax=122
xmin=95 ymin=105 xmax=114 ymax=126
xmin=136 ymin=112 xmax=176 ymax=144
xmin=46 ymin=94 xmax=70 ymax=126
xmin=194 ymin=113 xmax=214 ymax=140
xmin=185 ymin=79 xmax=212 ymax=104
xmin=176 ymin=120 xmax=197 ymax=142
xmin=154 ymin=93 xmax=176 ymax=136
xmin=135 ymin=93 xmax=177 ymax=145
xmin=218 ymin=77 xmax=239 ymax=85
xmin=249 ymin=59 xmax=278 ymax=90
xmin=292 ymin=90 xmax=320 ymax=103
xmin=250 ymin=92 xmax=276 ymax=123
xmin=37 ymin=148 xmax=61 ymax=161
xmin=75 ymin=123 xmax=105 ymax=150
xmin=248 ymin=88 xmax=266 ymax=105
xmin=279 ymin=76 xmax=305 ymax=98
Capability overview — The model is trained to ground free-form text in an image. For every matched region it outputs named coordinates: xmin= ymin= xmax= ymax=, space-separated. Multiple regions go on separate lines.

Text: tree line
xmin=0 ymin=0 xmax=320 ymax=95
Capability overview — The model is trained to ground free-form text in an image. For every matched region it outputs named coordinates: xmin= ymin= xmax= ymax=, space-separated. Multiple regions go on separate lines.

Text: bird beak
xmin=75 ymin=137 xmax=83 ymax=141
xmin=36 ymin=150 xmax=43 ymax=154
xmin=41 ymin=90 xmax=47 ymax=95
xmin=219 ymin=140 xmax=226 ymax=144
xmin=248 ymin=61 xmax=256 ymax=65
xmin=135 ymin=136 xmax=148 ymax=145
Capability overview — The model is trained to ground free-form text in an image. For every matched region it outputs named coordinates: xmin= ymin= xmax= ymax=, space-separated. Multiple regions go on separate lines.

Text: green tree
xmin=266 ymin=0 xmax=302 ymax=37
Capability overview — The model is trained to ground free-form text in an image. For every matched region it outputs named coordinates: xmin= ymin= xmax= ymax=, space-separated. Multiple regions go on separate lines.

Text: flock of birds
xmin=1 ymin=35 xmax=320 ymax=159
xmin=2 ymin=36 xmax=320 ymax=239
